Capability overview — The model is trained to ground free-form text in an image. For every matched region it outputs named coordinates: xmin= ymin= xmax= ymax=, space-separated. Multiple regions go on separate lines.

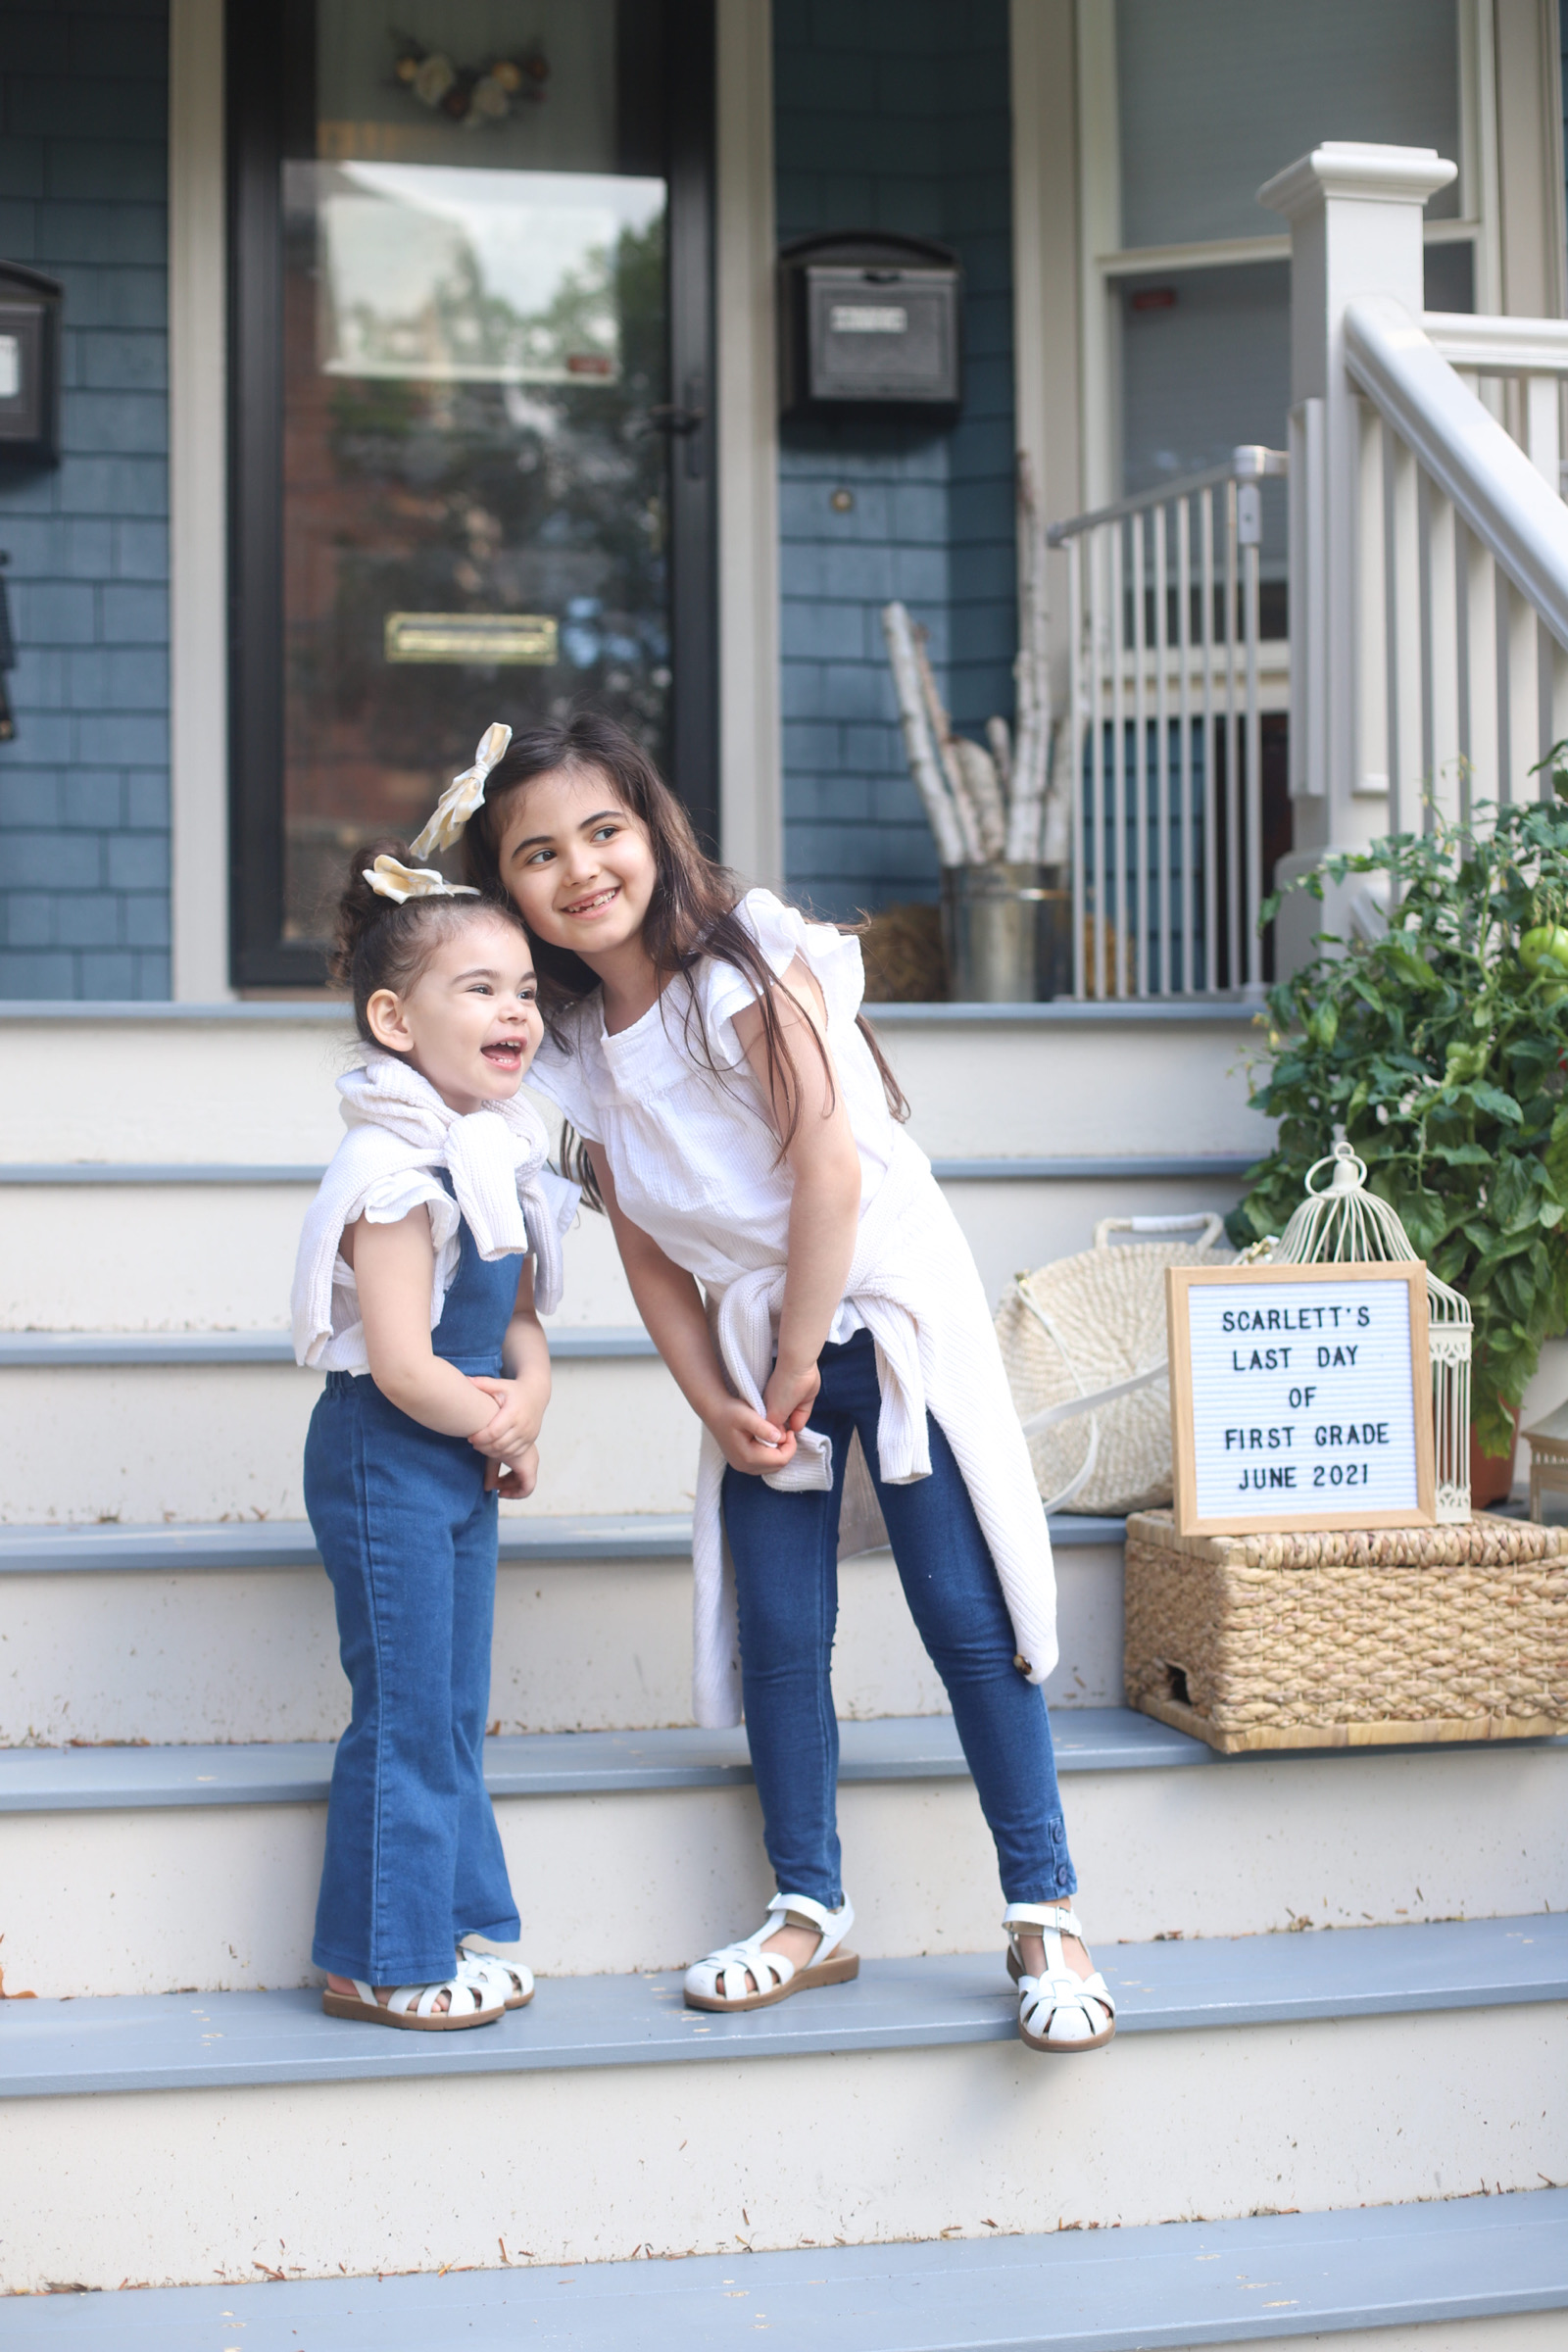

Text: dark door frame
xmin=225 ymin=0 xmax=717 ymax=989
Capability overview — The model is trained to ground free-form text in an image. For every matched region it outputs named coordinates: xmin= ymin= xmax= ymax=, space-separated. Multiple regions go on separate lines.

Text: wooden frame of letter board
xmin=1165 ymin=1261 xmax=1435 ymax=1537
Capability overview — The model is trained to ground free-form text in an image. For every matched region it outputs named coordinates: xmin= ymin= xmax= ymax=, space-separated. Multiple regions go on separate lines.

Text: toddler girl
xmin=459 ymin=713 xmax=1112 ymax=2053
xmin=291 ymin=748 xmax=573 ymax=2030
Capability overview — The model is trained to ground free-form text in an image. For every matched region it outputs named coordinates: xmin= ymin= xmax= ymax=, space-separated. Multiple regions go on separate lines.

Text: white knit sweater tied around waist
xmin=691 ymin=1130 xmax=1057 ymax=1728
xmin=291 ymin=1051 xmax=578 ymax=1372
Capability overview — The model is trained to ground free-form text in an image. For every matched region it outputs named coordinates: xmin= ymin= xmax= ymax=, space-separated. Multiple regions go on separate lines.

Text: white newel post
xmin=1257 ymin=144 xmax=1457 ymax=972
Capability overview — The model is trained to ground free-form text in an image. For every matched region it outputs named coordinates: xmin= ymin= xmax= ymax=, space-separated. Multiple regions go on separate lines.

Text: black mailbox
xmin=779 ymin=232 xmax=961 ymax=419
xmin=0 ymin=263 xmax=63 ymax=466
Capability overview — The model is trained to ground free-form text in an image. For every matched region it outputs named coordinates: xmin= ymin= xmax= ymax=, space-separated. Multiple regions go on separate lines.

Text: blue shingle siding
xmin=0 ymin=4 xmax=170 ymax=1002
xmin=774 ymin=0 xmax=1016 ymax=919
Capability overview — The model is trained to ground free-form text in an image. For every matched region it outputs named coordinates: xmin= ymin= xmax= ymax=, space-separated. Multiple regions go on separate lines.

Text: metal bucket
xmin=940 ymin=862 xmax=1070 ymax=1002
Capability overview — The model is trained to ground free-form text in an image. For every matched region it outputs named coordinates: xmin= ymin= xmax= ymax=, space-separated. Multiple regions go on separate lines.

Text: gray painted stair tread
xmin=0 ymin=1710 xmax=1211 ymax=1812
xmin=4 ymin=2191 xmax=1564 ymax=2349
xmin=0 ymin=1327 xmax=658 ymax=1365
xmin=2 ymin=1916 xmax=1561 ymax=2097
xmin=0 ymin=1511 xmax=1130 ymax=1572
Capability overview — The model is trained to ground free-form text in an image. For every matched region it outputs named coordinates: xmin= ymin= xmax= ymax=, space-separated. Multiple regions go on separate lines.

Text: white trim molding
xmin=714 ymin=0 xmax=783 ymax=892
xmin=168 ymin=0 xmax=232 ymax=1001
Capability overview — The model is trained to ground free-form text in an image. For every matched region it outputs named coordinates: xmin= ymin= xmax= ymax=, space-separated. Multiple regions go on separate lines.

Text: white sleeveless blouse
xmin=526 ymin=891 xmax=896 ymax=1332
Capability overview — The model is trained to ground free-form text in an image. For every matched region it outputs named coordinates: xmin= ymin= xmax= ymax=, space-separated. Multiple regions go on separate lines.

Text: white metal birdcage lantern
xmin=1257 ymin=1140 xmax=1472 ymax=1522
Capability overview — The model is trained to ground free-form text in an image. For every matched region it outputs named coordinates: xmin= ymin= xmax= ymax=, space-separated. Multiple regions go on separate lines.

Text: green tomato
xmin=1521 ymin=923 xmax=1568 ymax=974
xmin=1444 ymin=1039 xmax=1489 ymax=1083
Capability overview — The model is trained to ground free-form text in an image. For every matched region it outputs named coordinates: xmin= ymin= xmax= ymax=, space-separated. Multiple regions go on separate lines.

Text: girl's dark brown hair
xmin=330 ymin=836 xmax=531 ymax=1050
xmin=461 ymin=713 xmax=907 ymax=1203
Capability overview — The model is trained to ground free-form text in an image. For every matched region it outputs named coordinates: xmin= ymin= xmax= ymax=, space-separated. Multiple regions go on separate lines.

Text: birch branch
xmin=910 ymin=624 xmax=990 ymax=861
xmin=880 ymin=601 xmax=969 ymax=866
xmin=1005 ymin=448 xmax=1054 ymax=862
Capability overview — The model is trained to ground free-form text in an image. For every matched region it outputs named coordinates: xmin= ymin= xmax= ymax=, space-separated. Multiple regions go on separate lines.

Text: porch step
xmin=6 ymin=2190 xmax=1564 ymax=2350
xmin=0 ymin=1513 xmax=1130 ymax=1740
xmin=0 ymin=1920 xmax=1561 ymax=2290
xmin=5 ymin=1916 xmax=1562 ymax=2098
xmin=2 ymin=1714 xmax=1561 ymax=1993
xmin=0 ymin=1351 xmax=702 ymax=1522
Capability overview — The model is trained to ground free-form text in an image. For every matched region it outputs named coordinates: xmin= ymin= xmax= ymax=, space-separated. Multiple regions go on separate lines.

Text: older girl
xmin=459 ymin=713 xmax=1113 ymax=2055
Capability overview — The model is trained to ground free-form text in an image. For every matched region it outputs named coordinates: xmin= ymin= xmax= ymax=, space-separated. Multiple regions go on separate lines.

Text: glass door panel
xmin=229 ymin=0 xmax=714 ymax=982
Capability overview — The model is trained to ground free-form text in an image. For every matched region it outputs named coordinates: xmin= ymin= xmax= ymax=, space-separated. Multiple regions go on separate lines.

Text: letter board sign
xmin=1165 ymin=1262 xmax=1435 ymax=1535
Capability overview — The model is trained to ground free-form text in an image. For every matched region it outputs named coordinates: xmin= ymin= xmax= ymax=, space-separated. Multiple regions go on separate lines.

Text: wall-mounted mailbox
xmin=0 ymin=263 xmax=63 ymax=467
xmin=779 ymin=232 xmax=961 ymax=419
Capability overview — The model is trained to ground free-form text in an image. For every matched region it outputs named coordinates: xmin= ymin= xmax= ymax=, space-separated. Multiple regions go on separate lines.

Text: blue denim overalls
xmin=305 ymin=1179 xmax=523 ymax=1985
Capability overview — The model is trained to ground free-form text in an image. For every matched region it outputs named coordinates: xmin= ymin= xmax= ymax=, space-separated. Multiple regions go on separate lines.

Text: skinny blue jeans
xmin=721 ymin=1328 xmax=1077 ymax=1912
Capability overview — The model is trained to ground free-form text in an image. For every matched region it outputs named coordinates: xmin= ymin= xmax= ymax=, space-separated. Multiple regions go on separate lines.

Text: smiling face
xmin=494 ymin=762 xmax=659 ymax=965
xmin=365 ymin=908 xmax=541 ymax=1114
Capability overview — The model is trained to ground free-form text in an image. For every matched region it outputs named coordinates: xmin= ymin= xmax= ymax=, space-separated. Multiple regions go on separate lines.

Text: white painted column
xmin=714 ymin=0 xmax=784 ymax=893
xmin=168 ymin=0 xmax=233 ymax=1001
xmin=1257 ymin=145 xmax=1456 ymax=969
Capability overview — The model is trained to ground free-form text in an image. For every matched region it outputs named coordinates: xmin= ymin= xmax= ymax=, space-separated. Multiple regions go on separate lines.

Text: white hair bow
xmin=363 ymin=855 xmax=480 ymax=906
xmin=409 ymin=721 xmax=513 ymax=859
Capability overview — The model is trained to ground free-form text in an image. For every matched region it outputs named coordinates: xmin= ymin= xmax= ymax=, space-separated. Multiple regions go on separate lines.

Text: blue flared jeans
xmin=720 ymin=1327 xmax=1077 ymax=1911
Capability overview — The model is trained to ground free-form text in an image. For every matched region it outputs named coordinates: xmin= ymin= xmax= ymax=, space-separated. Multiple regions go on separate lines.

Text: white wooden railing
xmin=1048 ymin=143 xmax=1568 ymax=1002
xmin=1048 ymin=449 xmax=1287 ymax=1000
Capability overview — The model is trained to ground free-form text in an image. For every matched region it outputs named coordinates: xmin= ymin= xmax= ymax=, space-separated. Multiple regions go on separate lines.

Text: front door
xmin=227 ymin=0 xmax=714 ymax=986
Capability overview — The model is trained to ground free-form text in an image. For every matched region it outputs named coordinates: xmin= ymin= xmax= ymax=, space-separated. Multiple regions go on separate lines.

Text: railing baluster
xmin=1459 ymin=522 xmax=1495 ymax=816
xmin=1130 ymin=507 xmax=1149 ymax=998
xmin=1109 ymin=516 xmax=1126 ymax=998
xmin=1499 ymin=576 xmax=1538 ymax=805
xmin=1200 ymin=488 xmax=1218 ymax=996
xmin=1422 ymin=478 xmax=1460 ymax=827
xmin=1223 ymin=482 xmax=1241 ymax=994
xmin=1152 ymin=501 xmax=1171 ymax=996
xmin=1176 ymin=494 xmax=1195 ymax=994
xmin=1068 ymin=536 xmax=1087 ymax=999
xmin=1242 ymin=509 xmax=1262 ymax=994
xmin=1088 ymin=519 xmax=1107 ymax=999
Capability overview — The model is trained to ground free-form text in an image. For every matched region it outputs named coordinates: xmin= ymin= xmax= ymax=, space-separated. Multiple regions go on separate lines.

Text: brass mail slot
xmin=384 ymin=612 xmax=559 ymax=665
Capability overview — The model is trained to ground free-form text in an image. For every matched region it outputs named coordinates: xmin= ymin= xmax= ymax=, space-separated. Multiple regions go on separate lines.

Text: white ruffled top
xmin=527 ymin=890 xmax=898 ymax=1339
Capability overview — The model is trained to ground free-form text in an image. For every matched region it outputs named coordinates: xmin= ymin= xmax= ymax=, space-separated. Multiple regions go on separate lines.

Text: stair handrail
xmin=1046 ymin=444 xmax=1287 ymax=546
xmin=1343 ymin=293 xmax=1568 ymax=647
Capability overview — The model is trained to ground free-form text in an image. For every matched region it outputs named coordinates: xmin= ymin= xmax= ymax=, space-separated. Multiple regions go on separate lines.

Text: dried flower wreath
xmin=390 ymin=33 xmax=549 ymax=127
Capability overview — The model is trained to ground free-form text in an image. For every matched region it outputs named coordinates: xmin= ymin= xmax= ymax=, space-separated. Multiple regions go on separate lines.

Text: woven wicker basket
xmin=1124 ymin=1507 xmax=1568 ymax=1752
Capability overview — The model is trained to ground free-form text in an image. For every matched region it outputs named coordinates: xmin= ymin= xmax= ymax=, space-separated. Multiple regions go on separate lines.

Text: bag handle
xmin=1093 ymin=1212 xmax=1225 ymax=1251
xmin=1010 ymin=1274 xmax=1167 ymax=1512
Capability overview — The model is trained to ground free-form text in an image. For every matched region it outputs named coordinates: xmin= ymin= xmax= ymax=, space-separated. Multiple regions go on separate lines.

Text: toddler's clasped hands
xmin=467 ymin=1376 xmax=542 ymax=1496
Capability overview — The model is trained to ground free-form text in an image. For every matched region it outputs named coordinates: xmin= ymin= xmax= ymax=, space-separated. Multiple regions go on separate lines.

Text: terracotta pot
xmin=1469 ymin=1405 xmax=1522 ymax=1508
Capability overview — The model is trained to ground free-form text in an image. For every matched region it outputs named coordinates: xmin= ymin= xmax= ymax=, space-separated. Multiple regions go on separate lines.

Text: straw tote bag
xmin=996 ymin=1214 xmax=1234 ymax=1515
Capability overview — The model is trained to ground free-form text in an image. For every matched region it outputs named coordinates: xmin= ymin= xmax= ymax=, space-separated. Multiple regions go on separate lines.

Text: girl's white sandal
xmin=321 ymin=1973 xmax=504 ymax=2031
xmin=1003 ymin=1901 xmax=1117 ymax=2054
xmin=683 ymin=1891 xmax=858 ymax=2013
xmin=456 ymin=1940 xmax=535 ymax=2011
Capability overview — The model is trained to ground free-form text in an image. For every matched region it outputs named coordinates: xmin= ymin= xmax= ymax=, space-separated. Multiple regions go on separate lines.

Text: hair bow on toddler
xmin=409 ymin=721 xmax=513 ymax=859
xmin=363 ymin=855 xmax=480 ymax=905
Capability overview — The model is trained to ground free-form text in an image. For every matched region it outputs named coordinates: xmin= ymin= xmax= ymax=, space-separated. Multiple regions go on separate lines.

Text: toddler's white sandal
xmin=1004 ymin=1901 xmax=1116 ymax=2054
xmin=457 ymin=1939 xmax=535 ymax=2011
xmin=321 ymin=1973 xmax=503 ymax=2031
xmin=683 ymin=1891 xmax=858 ymax=2013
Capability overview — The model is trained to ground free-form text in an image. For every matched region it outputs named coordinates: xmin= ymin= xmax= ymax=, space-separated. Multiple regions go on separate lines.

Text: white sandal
xmin=457 ymin=1940 xmax=535 ymax=2011
xmin=321 ymin=1973 xmax=504 ymax=2031
xmin=1004 ymin=1901 xmax=1116 ymax=2054
xmin=684 ymin=1891 xmax=858 ymax=2013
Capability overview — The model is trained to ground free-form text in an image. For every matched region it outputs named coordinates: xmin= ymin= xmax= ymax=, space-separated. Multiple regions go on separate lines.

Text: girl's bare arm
xmin=588 ymin=1144 xmax=798 ymax=1475
xmin=732 ymin=955 xmax=862 ymax=1435
xmin=350 ymin=1208 xmax=503 ymax=1438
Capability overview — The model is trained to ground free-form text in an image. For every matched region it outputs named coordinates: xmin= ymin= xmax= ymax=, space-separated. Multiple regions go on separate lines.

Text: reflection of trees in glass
xmin=294 ymin=211 xmax=670 ymax=792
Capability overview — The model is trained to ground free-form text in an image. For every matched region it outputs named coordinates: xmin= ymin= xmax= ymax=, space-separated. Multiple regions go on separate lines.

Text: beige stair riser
xmin=0 ymin=1012 xmax=1268 ymax=1166
xmin=0 ymin=1175 xmax=1260 ymax=1342
xmin=0 ymin=1745 xmax=1560 ymax=1996
xmin=1 ymin=2009 xmax=1559 ymax=2291
xmin=0 ymin=1546 xmax=1122 ymax=1744
xmin=0 ymin=1185 xmax=642 ymax=1333
xmin=0 ymin=1358 xmax=700 ymax=1523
